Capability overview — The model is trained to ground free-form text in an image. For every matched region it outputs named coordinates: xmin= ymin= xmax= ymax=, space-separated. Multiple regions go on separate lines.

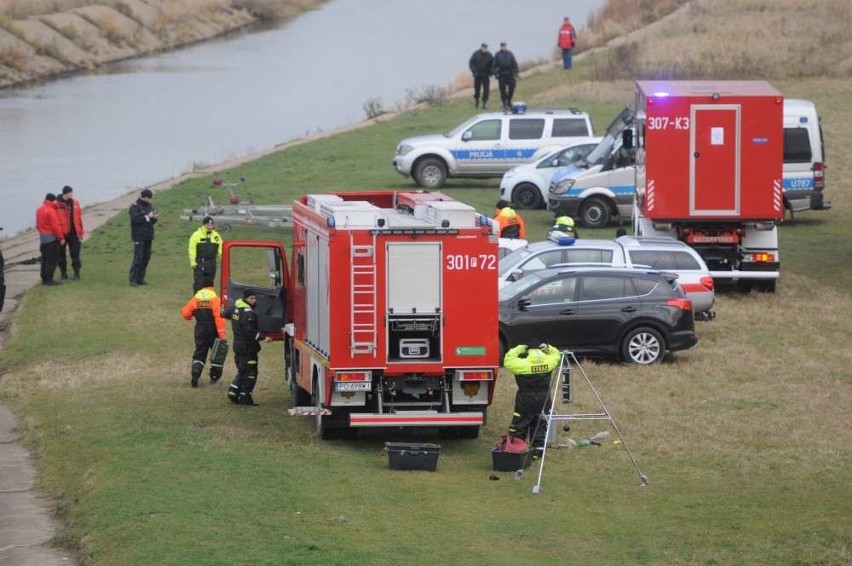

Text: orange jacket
xmin=494 ymin=206 xmax=527 ymax=239
xmin=60 ymin=196 xmax=85 ymax=237
xmin=181 ymin=287 xmax=226 ymax=339
xmin=36 ymin=200 xmax=65 ymax=242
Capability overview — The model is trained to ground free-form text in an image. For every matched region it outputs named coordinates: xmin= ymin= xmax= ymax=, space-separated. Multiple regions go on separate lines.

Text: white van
xmin=783 ymin=99 xmax=829 ymax=215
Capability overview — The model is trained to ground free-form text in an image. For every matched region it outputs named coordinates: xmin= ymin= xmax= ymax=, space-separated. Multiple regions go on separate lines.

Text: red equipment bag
xmin=495 ymin=435 xmax=528 ymax=454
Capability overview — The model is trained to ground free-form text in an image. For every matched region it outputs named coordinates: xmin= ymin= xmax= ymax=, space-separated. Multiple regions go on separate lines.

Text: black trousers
xmin=498 ymin=74 xmax=516 ymax=107
xmin=192 ymin=258 xmax=217 ymax=293
xmin=58 ymin=232 xmax=82 ymax=275
xmin=508 ymin=388 xmax=551 ymax=450
xmin=473 ymin=75 xmax=490 ymax=104
xmin=129 ymin=239 xmax=152 ymax=284
xmin=229 ymin=341 xmax=259 ymax=403
xmin=39 ymin=240 xmax=60 ymax=283
xmin=191 ymin=324 xmax=221 ymax=379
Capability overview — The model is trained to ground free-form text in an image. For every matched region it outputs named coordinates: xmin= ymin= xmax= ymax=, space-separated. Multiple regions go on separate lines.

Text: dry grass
xmin=582 ymin=0 xmax=688 ymax=48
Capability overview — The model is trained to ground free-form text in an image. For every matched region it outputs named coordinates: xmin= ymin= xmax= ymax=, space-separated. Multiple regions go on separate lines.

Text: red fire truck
xmin=221 ymin=191 xmax=500 ymax=439
xmin=632 ymin=80 xmax=784 ymax=292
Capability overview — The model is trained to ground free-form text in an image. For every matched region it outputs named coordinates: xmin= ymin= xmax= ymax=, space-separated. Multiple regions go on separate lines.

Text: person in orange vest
xmin=36 ymin=193 xmax=65 ymax=286
xmin=180 ymin=277 xmax=227 ymax=388
xmin=56 ymin=185 xmax=85 ymax=280
xmin=557 ymin=16 xmax=578 ymax=70
xmin=494 ymin=200 xmax=527 ymax=239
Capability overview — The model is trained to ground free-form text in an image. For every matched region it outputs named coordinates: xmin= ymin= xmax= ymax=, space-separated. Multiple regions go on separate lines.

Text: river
xmin=0 ymin=0 xmax=603 ymax=237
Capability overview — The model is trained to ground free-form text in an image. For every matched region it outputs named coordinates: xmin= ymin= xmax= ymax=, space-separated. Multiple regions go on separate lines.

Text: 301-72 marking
xmin=446 ymin=254 xmax=497 ymax=271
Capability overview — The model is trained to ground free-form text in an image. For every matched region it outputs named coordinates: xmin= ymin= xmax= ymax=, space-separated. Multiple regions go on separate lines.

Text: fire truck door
xmin=387 ymin=243 xmax=441 ymax=313
xmin=691 ymin=105 xmax=740 ymax=216
xmin=221 ymin=242 xmax=288 ymax=336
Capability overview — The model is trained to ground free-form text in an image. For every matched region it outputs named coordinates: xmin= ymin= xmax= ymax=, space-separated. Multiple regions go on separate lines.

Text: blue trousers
xmin=562 ymin=48 xmax=573 ymax=69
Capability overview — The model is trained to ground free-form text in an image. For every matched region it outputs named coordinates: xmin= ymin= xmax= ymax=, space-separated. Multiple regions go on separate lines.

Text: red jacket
xmin=55 ymin=201 xmax=71 ymax=237
xmin=62 ymin=196 xmax=85 ymax=237
xmin=36 ymin=200 xmax=65 ymax=242
xmin=558 ymin=22 xmax=577 ymax=50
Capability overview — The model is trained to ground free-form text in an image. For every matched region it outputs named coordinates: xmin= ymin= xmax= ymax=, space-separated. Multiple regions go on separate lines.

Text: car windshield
xmin=499 ymin=271 xmax=547 ymax=302
xmin=446 ymin=115 xmax=484 ymax=138
xmin=499 ymin=246 xmax=538 ymax=276
xmin=579 ymin=107 xmax=634 ymax=167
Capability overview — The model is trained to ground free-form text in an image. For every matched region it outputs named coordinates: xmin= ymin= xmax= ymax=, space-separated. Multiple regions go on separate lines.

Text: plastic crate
xmin=491 ymin=447 xmax=529 ymax=472
xmin=385 ymin=442 xmax=441 ymax=471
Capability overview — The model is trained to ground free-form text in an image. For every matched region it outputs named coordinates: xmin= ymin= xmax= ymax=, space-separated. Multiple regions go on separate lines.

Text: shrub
xmin=362 ymin=97 xmax=385 ymax=120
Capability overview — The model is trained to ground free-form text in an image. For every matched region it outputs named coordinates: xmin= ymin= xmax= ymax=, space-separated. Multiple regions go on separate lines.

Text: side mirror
xmin=507 ymin=269 xmax=523 ymax=282
xmin=518 ymin=297 xmax=532 ymax=311
xmin=550 ymin=158 xmax=560 ymax=167
xmin=462 ymin=131 xmax=473 ymax=141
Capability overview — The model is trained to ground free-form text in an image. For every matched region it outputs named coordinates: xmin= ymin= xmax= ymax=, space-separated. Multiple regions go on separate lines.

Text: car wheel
xmin=512 ymin=183 xmax=542 ymax=209
xmin=413 ymin=157 xmax=447 ymax=189
xmin=621 ymin=327 xmax=665 ymax=364
xmin=579 ymin=197 xmax=611 ymax=229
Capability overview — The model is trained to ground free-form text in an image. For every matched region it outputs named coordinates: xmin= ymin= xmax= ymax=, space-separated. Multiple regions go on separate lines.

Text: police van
xmin=783 ymin=99 xmax=829 ymax=215
xmin=392 ymin=106 xmax=593 ymax=189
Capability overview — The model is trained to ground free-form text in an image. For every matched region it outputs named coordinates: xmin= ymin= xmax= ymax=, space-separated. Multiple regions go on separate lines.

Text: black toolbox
xmin=385 ymin=442 xmax=441 ymax=471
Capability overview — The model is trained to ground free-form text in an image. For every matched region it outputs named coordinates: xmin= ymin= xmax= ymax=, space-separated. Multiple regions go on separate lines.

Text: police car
xmin=499 ymin=233 xmax=716 ymax=320
xmin=393 ymin=105 xmax=593 ymax=189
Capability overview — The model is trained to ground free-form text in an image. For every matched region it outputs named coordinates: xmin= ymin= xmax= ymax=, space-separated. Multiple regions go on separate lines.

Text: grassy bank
xmin=1 ymin=0 xmax=851 ymax=564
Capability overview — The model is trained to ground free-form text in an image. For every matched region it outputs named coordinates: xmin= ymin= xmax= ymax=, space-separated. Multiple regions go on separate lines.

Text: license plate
xmin=335 ymin=381 xmax=371 ymax=392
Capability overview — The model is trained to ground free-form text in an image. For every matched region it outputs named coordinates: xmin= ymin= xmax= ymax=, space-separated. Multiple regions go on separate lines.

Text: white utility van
xmin=783 ymin=99 xmax=829 ymax=215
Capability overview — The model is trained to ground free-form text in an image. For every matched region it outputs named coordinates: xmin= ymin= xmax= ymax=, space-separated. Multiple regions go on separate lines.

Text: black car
xmin=499 ymin=267 xmax=697 ymax=364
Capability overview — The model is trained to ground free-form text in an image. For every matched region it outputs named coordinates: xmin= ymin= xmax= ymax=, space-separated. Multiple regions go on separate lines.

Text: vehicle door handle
xmin=621 ymin=306 xmax=637 ymax=312
xmin=559 ymin=309 xmax=576 ymax=315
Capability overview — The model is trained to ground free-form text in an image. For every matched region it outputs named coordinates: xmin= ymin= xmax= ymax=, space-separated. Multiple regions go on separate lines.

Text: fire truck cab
xmin=224 ymin=191 xmax=500 ymax=439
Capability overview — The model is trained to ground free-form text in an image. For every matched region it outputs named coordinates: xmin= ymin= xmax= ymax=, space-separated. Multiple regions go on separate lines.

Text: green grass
xmin=2 ymin=12 xmax=852 ymax=566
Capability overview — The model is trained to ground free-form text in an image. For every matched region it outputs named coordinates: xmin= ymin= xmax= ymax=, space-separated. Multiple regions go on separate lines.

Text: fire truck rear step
xmin=288 ymin=406 xmax=332 ymax=417
xmin=349 ymin=411 xmax=484 ymax=427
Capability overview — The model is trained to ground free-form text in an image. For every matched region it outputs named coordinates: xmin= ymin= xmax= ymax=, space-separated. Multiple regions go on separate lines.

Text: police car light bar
xmin=547 ymin=231 xmax=576 ymax=246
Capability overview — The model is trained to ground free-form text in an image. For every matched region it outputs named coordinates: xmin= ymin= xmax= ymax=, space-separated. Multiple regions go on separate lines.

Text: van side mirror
xmin=518 ymin=297 xmax=532 ymax=311
xmin=462 ymin=131 xmax=473 ymax=141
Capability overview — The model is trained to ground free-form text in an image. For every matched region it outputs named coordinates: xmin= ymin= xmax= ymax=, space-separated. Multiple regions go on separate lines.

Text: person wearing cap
xmin=494 ymin=200 xmax=526 ymax=239
xmin=557 ymin=16 xmax=578 ymax=70
xmin=503 ymin=341 xmax=562 ymax=458
xmin=36 ymin=193 xmax=65 ymax=286
xmin=188 ymin=216 xmax=223 ymax=293
xmin=491 ymin=42 xmax=519 ymax=111
xmin=227 ymin=289 xmax=272 ymax=406
xmin=56 ymin=185 xmax=85 ymax=280
xmin=181 ymin=275 xmax=227 ymax=388
xmin=128 ymin=188 xmax=158 ymax=287
xmin=469 ymin=42 xmax=493 ymax=109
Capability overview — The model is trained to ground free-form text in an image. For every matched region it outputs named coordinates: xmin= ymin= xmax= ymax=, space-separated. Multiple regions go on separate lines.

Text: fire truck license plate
xmin=335 ymin=382 xmax=371 ymax=392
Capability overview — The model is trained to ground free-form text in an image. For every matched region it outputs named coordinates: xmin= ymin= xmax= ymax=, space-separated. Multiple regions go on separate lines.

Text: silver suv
xmin=393 ymin=108 xmax=594 ymax=189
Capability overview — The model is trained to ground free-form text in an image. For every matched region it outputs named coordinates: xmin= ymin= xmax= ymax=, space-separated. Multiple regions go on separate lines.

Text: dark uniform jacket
xmin=129 ymin=198 xmax=157 ymax=241
xmin=492 ymin=50 xmax=519 ymax=77
xmin=231 ymin=298 xmax=261 ymax=355
xmin=469 ymin=49 xmax=493 ymax=77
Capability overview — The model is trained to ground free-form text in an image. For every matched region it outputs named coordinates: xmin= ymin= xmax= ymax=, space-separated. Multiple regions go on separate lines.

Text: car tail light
xmin=699 ymin=276 xmax=714 ymax=292
xmin=813 ymin=162 xmax=825 ymax=191
xmin=666 ymin=298 xmax=692 ymax=311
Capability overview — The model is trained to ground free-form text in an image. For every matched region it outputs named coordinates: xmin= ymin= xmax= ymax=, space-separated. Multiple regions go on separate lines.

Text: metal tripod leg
xmin=532 ymin=351 xmax=650 ymax=495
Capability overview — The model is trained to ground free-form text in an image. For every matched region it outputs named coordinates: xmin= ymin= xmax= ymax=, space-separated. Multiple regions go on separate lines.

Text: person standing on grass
xmin=181 ymin=277 xmax=227 ymax=388
xmin=494 ymin=200 xmax=526 ymax=239
xmin=128 ymin=188 xmax=158 ymax=287
xmin=53 ymin=195 xmax=71 ymax=280
xmin=227 ymin=289 xmax=271 ymax=406
xmin=469 ymin=42 xmax=493 ymax=109
xmin=492 ymin=42 xmax=519 ymax=111
xmin=188 ymin=216 xmax=223 ymax=293
xmin=56 ymin=185 xmax=85 ymax=280
xmin=504 ymin=341 xmax=561 ymax=459
xmin=558 ymin=16 xmax=578 ymax=69
xmin=36 ymin=193 xmax=65 ymax=286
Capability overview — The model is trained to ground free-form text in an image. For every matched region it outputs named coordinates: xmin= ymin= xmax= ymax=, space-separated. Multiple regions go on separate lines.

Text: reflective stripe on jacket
xmin=188 ymin=226 xmax=223 ymax=267
xmin=503 ymin=344 xmax=561 ymax=389
xmin=181 ymin=287 xmax=226 ymax=338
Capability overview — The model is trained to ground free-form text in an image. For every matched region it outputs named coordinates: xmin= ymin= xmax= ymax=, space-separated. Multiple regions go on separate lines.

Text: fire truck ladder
xmin=530 ymin=351 xmax=650 ymax=494
xmin=350 ymin=234 xmax=378 ymax=355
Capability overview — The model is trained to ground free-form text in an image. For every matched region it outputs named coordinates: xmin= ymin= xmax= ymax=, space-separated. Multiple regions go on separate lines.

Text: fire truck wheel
xmin=579 ymin=197 xmax=611 ymax=229
xmin=413 ymin=157 xmax=447 ymax=189
xmin=512 ymin=183 xmax=543 ymax=210
xmin=621 ymin=326 xmax=665 ymax=365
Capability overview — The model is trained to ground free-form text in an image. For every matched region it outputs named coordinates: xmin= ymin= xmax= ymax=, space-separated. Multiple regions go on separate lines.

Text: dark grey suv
xmin=499 ymin=267 xmax=698 ymax=364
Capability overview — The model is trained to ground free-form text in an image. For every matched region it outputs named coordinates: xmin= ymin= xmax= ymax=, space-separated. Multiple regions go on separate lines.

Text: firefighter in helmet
xmin=503 ymin=340 xmax=561 ymax=458
xmin=180 ymin=276 xmax=226 ymax=387
xmin=228 ymin=289 xmax=271 ymax=406
xmin=494 ymin=200 xmax=527 ymax=239
xmin=549 ymin=215 xmax=578 ymax=239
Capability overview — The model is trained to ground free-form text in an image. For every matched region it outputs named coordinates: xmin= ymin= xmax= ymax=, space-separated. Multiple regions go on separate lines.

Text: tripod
xmin=530 ymin=351 xmax=650 ymax=494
